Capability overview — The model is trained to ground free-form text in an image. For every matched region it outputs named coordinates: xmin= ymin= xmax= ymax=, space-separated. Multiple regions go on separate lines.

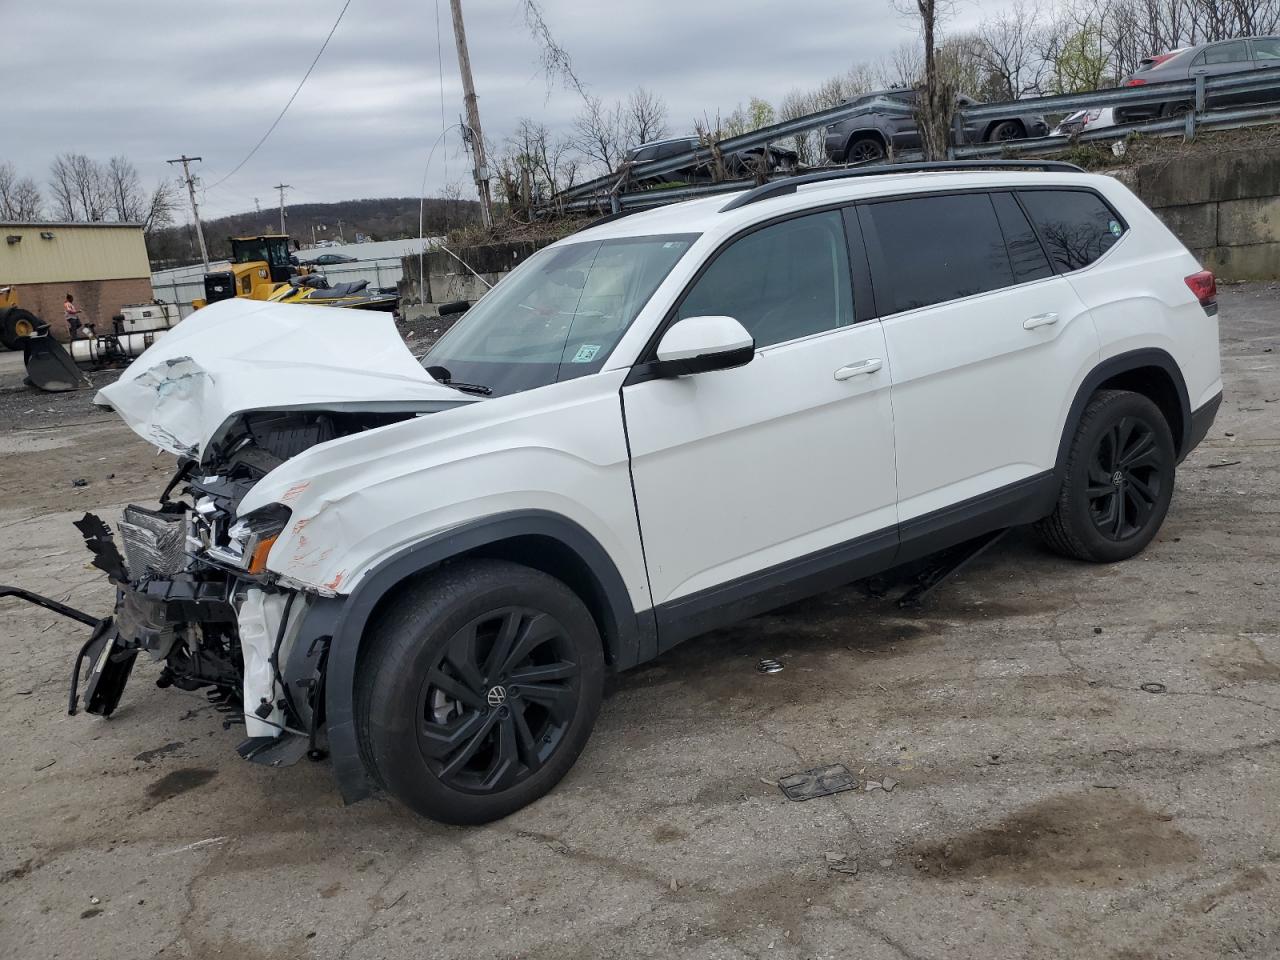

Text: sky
xmin=4 ymin=0 xmax=993 ymax=222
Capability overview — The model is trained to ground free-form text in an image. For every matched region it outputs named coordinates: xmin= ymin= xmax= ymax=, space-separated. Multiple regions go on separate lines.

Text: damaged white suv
xmin=29 ymin=162 xmax=1222 ymax=824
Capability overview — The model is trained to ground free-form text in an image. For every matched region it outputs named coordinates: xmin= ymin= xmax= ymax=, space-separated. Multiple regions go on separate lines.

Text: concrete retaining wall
xmin=1133 ymin=150 xmax=1280 ymax=281
xmin=399 ymin=242 xmax=546 ymax=317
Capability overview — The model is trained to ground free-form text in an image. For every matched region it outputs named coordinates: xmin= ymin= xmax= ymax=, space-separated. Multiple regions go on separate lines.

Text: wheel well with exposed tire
xmin=1055 ymin=351 xmax=1191 ymax=471
xmin=844 ymin=130 xmax=887 ymax=161
xmin=984 ymin=118 xmax=1026 ymax=142
xmin=305 ymin=510 xmax=647 ymax=806
xmin=1036 ymin=350 xmax=1194 ymax=563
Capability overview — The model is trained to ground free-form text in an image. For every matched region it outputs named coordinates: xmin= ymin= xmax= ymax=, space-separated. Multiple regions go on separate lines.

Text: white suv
xmin=51 ymin=162 xmax=1222 ymax=824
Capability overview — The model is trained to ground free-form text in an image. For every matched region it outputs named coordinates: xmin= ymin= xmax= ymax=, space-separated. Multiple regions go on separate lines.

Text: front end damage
xmin=4 ymin=298 xmax=478 ymax=776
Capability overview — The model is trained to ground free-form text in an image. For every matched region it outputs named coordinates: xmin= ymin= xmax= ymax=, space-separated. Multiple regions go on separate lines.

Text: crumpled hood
xmin=96 ymin=297 xmax=471 ymax=458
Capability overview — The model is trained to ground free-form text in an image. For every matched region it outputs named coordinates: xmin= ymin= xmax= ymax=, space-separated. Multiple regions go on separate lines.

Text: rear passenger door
xmin=859 ymin=190 xmax=1102 ymax=545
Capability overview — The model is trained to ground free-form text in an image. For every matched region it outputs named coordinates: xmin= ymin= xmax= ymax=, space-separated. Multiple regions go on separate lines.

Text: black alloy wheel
xmin=419 ymin=606 xmax=580 ymax=794
xmin=356 ymin=559 xmax=604 ymax=824
xmin=1036 ymin=389 xmax=1176 ymax=563
xmin=1086 ymin=415 xmax=1166 ymax=541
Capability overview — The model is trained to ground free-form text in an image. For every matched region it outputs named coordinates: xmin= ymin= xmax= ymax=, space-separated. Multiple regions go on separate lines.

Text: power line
xmin=205 ymin=0 xmax=356 ymax=191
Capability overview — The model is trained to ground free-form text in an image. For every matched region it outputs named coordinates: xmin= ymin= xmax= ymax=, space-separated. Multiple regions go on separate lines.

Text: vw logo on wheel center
xmin=486 ymin=685 xmax=508 ymax=707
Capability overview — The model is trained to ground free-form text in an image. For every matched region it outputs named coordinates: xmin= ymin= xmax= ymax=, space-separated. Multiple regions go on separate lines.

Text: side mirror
xmin=438 ymin=300 xmax=470 ymax=317
xmin=650 ymin=315 xmax=754 ymax=377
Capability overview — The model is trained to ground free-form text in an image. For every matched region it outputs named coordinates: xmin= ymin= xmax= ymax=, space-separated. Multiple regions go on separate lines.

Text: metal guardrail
xmin=553 ymin=68 xmax=1280 ymax=212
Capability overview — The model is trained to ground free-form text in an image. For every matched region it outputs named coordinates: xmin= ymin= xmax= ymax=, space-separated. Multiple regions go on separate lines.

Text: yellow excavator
xmin=193 ymin=235 xmax=397 ymax=313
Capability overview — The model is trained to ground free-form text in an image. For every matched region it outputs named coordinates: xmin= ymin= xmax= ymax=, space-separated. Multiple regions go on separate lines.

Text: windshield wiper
xmin=426 ymin=365 xmax=492 ymax=396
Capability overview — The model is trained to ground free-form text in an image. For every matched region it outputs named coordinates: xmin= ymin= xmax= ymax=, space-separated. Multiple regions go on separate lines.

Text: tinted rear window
xmin=1018 ymin=190 xmax=1125 ymax=272
xmin=861 ymin=193 xmax=1014 ymax=314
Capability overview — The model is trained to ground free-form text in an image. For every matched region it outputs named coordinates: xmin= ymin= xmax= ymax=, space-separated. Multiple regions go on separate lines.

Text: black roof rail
xmin=718 ymin=159 xmax=1087 ymax=213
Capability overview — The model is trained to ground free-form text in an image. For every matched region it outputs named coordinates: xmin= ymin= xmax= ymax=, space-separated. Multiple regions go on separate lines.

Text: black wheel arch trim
xmin=295 ymin=510 xmax=647 ymax=804
xmin=1056 ymin=348 xmax=1194 ymax=470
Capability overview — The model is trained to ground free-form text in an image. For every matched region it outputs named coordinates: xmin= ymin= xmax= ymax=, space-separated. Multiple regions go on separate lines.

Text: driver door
xmin=622 ymin=210 xmax=898 ymax=646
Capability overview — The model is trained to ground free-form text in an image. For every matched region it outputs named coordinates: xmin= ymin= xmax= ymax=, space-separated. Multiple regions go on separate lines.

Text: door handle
xmin=1023 ymin=312 xmax=1059 ymax=330
xmin=834 ymin=358 xmax=883 ymax=380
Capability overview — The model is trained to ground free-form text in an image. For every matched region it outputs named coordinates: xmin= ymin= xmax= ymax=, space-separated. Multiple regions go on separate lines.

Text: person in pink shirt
xmin=64 ymin=292 xmax=85 ymax=338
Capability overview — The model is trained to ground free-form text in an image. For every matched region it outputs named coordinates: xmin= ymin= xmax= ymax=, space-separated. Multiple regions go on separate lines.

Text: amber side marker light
xmin=247 ymin=535 xmax=280 ymax=575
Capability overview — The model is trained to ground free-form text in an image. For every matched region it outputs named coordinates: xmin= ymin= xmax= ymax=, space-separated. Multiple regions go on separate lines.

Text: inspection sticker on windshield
xmin=572 ymin=345 xmax=601 ymax=363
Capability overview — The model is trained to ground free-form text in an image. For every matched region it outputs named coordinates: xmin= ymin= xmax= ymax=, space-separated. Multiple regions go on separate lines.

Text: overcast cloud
xmin=5 ymin=0 xmax=992 ymax=220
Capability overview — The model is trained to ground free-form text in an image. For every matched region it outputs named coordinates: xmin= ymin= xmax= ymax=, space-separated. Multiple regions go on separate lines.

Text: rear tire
xmin=355 ymin=559 xmax=605 ymax=824
xmin=846 ymin=136 xmax=886 ymax=164
xmin=986 ymin=120 xmax=1025 ymax=142
xmin=1036 ymin=390 xmax=1176 ymax=563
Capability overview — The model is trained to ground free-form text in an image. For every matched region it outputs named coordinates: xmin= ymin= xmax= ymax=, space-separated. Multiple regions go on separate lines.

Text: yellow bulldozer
xmin=193 ymin=235 xmax=397 ymax=313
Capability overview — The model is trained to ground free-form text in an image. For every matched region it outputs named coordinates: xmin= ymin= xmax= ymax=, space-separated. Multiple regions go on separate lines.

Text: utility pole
xmin=274 ymin=183 xmax=291 ymax=236
xmin=254 ymin=197 xmax=261 ymax=214
xmin=337 ymin=219 xmax=345 ymax=244
xmin=167 ymin=155 xmax=210 ymax=271
xmin=448 ymin=0 xmax=494 ymax=229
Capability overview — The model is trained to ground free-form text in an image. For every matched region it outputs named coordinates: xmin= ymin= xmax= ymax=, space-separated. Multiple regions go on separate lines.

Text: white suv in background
xmin=57 ymin=161 xmax=1221 ymax=825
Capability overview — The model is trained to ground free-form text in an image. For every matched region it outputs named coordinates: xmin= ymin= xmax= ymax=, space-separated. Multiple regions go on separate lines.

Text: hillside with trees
xmin=147 ymin=196 xmax=482 ymax=268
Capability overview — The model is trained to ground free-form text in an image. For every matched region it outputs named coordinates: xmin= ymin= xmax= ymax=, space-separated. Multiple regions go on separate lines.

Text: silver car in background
xmin=1116 ymin=35 xmax=1280 ymax=121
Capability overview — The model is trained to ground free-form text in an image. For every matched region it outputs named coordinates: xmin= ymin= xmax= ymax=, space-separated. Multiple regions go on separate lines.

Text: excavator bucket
xmin=23 ymin=334 xmax=90 ymax=392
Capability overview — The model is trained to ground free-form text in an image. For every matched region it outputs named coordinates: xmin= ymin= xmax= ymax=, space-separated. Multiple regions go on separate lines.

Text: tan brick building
xmin=1 ymin=222 xmax=153 ymax=340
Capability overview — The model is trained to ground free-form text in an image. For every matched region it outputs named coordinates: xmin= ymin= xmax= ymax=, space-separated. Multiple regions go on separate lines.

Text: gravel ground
xmin=0 ymin=285 xmax=1277 ymax=960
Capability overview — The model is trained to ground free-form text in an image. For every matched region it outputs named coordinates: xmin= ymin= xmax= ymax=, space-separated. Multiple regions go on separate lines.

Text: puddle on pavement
xmin=911 ymin=791 xmax=1198 ymax=885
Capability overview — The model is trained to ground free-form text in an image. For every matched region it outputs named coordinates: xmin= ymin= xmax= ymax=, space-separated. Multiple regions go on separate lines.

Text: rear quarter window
xmin=1018 ymin=190 xmax=1126 ymax=273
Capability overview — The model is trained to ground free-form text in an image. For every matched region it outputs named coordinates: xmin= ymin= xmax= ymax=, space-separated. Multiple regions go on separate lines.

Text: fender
xmin=1054 ymin=347 xmax=1192 ymax=475
xmin=293 ymin=510 xmax=649 ymax=804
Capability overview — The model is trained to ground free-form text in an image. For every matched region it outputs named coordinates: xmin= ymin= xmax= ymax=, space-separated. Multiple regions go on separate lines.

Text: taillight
xmin=1185 ymin=270 xmax=1217 ymax=314
xmin=1125 ymin=78 xmax=1147 ymax=86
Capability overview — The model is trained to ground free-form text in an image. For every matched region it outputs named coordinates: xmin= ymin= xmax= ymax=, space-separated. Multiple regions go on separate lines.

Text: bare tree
xmin=975 ymin=0 xmax=1052 ymax=99
xmin=878 ymin=39 xmax=925 ymax=88
xmin=49 ymin=153 xmax=110 ymax=222
xmin=896 ymin=0 xmax=959 ymax=159
xmin=143 ymin=180 xmax=177 ymax=234
xmin=573 ymin=95 xmax=626 ymax=175
xmin=0 ymin=162 xmax=43 ymax=220
xmin=625 ymin=87 xmax=668 ymax=147
xmin=106 ymin=155 xmax=146 ymax=222
xmin=518 ymin=0 xmax=591 ymax=101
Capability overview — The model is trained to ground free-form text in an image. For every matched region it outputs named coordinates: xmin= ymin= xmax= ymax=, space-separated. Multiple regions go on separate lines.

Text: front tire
xmin=1036 ymin=390 xmax=1176 ymax=563
xmin=355 ymin=559 xmax=605 ymax=824
xmin=986 ymin=120 xmax=1025 ymax=142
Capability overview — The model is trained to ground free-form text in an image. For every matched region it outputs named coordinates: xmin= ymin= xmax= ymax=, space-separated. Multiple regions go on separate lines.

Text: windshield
xmin=422 ymin=233 xmax=697 ymax=397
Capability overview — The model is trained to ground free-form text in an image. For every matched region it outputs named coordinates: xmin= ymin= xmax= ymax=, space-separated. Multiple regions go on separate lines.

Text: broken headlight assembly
xmin=202 ymin=503 xmax=292 ymax=574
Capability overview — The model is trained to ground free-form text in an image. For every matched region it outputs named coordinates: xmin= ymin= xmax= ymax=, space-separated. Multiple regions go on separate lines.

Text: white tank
xmin=68 ymin=330 xmax=168 ymax=363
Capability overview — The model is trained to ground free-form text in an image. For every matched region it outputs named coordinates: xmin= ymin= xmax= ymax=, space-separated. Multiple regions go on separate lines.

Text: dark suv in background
xmin=1116 ymin=35 xmax=1280 ymax=122
xmin=823 ymin=89 xmax=1049 ymax=163
xmin=625 ymin=137 xmax=798 ymax=185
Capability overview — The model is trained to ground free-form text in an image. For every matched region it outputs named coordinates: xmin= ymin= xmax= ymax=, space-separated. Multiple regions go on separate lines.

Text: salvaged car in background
xmin=624 ymin=136 xmax=798 ymax=184
xmin=1116 ymin=35 xmax=1280 ymax=122
xmin=823 ymin=89 xmax=1050 ymax=163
